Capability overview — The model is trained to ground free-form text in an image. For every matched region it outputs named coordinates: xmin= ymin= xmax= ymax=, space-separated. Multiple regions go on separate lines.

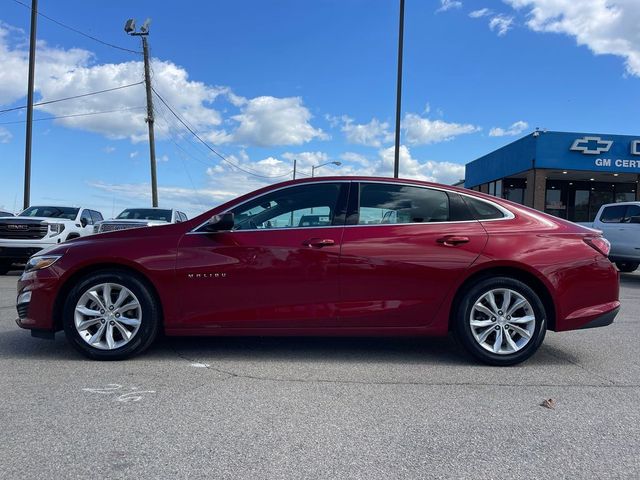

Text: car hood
xmin=100 ymin=219 xmax=168 ymax=225
xmin=5 ymin=216 xmax=74 ymax=223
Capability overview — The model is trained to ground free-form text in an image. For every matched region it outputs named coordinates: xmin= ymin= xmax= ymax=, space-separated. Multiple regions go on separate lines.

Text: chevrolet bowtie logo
xmin=570 ymin=136 xmax=613 ymax=155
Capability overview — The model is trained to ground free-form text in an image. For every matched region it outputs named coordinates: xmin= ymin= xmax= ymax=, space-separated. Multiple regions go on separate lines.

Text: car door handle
xmin=303 ymin=238 xmax=335 ymax=248
xmin=437 ymin=235 xmax=470 ymax=246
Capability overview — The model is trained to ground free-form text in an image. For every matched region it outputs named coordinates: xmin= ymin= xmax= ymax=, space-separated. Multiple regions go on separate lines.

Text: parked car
xmin=93 ymin=208 xmax=188 ymax=234
xmin=16 ymin=177 xmax=619 ymax=365
xmin=0 ymin=206 xmax=103 ymax=275
xmin=578 ymin=201 xmax=640 ymax=272
xmin=0 ymin=210 xmax=14 ymax=217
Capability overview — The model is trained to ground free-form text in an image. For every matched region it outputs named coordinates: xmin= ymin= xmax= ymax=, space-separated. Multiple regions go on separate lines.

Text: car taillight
xmin=584 ymin=236 xmax=610 ymax=256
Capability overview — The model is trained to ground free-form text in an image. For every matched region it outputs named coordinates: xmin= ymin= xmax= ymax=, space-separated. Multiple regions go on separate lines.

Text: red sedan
xmin=16 ymin=177 xmax=619 ymax=365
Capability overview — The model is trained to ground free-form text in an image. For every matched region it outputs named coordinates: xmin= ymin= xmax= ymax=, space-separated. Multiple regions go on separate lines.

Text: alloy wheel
xmin=469 ymin=288 xmax=536 ymax=355
xmin=74 ymin=283 xmax=142 ymax=350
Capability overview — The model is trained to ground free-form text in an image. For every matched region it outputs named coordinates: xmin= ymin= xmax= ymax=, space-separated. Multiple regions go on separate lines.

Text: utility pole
xmin=393 ymin=0 xmax=405 ymax=179
xmin=23 ymin=0 xmax=38 ymax=210
xmin=125 ymin=19 xmax=158 ymax=207
xmin=290 ymin=158 xmax=297 ymax=226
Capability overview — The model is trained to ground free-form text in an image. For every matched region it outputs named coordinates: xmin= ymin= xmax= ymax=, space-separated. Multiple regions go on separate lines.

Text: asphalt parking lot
xmin=1 ymin=271 xmax=639 ymax=479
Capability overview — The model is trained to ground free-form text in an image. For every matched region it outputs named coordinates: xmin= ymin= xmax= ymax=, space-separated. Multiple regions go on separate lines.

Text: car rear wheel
xmin=63 ymin=270 xmax=160 ymax=360
xmin=453 ymin=277 xmax=547 ymax=366
xmin=615 ymin=262 xmax=639 ymax=273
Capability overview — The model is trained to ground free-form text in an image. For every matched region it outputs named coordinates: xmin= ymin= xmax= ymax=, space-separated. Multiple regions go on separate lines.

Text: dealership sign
xmin=570 ymin=135 xmax=640 ymax=169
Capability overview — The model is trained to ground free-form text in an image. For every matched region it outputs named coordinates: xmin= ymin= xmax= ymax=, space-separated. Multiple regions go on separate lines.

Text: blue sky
xmin=1 ymin=0 xmax=640 ymax=217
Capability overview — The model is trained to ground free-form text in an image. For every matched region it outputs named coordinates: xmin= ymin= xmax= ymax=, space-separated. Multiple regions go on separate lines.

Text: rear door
xmin=176 ymin=182 xmax=350 ymax=329
xmin=338 ymin=182 xmax=488 ymax=327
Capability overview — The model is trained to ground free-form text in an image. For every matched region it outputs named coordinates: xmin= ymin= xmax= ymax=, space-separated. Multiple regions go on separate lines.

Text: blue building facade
xmin=465 ymin=131 xmax=640 ymax=222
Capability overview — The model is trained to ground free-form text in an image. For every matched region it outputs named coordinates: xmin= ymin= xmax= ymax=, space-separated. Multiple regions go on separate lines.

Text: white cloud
xmin=489 ymin=14 xmax=514 ymax=36
xmin=377 ymin=145 xmax=465 ymax=185
xmin=436 ymin=0 xmax=463 ymax=13
xmin=103 ymin=146 xmax=115 ymax=153
xmin=489 ymin=120 xmax=529 ymax=137
xmin=340 ymin=152 xmax=371 ymax=167
xmin=222 ymin=96 xmax=327 ymax=147
xmin=469 ymin=8 xmax=492 ymax=18
xmin=0 ymin=127 xmax=12 ymax=143
xmin=505 ymin=0 xmax=640 ymax=76
xmin=0 ymin=23 xmax=325 ymax=147
xmin=402 ymin=112 xmax=480 ymax=145
xmin=129 ymin=151 xmax=139 ymax=159
xmin=159 ymin=154 xmax=169 ymax=163
xmin=339 ymin=116 xmax=393 ymax=147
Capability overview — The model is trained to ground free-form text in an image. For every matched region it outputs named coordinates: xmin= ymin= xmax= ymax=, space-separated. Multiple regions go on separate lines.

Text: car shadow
xmin=0 ymin=328 xmax=571 ymax=368
xmin=619 ymin=272 xmax=640 ymax=287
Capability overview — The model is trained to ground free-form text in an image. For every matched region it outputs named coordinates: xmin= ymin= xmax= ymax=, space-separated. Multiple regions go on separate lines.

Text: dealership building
xmin=465 ymin=131 xmax=640 ymax=222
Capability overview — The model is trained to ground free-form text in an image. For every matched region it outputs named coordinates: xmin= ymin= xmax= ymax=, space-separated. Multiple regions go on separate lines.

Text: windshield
xmin=116 ymin=209 xmax=172 ymax=222
xmin=20 ymin=206 xmax=79 ymax=220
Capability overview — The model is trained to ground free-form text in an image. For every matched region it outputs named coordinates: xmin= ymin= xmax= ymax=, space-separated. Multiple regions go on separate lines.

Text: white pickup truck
xmin=93 ymin=207 xmax=187 ymax=234
xmin=580 ymin=201 xmax=640 ymax=272
xmin=0 ymin=206 xmax=103 ymax=274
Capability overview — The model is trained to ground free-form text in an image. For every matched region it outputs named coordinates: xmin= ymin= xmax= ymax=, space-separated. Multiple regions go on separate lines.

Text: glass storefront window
xmin=545 ymin=180 xmax=636 ymax=222
xmin=572 ymin=190 xmax=590 ymax=222
xmin=495 ymin=180 xmax=502 ymax=198
xmin=503 ymin=178 xmax=526 ymax=204
xmin=545 ymin=181 xmax=567 ymax=218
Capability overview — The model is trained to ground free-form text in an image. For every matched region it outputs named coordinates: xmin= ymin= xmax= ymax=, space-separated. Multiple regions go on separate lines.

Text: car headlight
xmin=25 ymin=255 xmax=62 ymax=273
xmin=48 ymin=223 xmax=65 ymax=236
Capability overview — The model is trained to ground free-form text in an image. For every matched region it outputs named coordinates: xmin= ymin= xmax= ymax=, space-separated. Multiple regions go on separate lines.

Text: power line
xmin=11 ymin=0 xmax=142 ymax=54
xmin=0 ymin=81 xmax=144 ymax=114
xmin=151 ymin=87 xmax=294 ymax=179
xmin=0 ymin=106 xmax=145 ymax=125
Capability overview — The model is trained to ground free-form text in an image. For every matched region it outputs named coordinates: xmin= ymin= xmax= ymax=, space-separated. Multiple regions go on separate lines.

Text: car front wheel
xmin=63 ymin=270 xmax=160 ymax=360
xmin=453 ymin=277 xmax=547 ymax=366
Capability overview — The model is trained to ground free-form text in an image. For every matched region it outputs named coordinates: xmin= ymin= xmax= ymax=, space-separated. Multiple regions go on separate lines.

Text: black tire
xmin=453 ymin=276 xmax=547 ymax=366
xmin=62 ymin=269 xmax=160 ymax=360
xmin=0 ymin=261 xmax=11 ymax=275
xmin=615 ymin=262 xmax=639 ymax=273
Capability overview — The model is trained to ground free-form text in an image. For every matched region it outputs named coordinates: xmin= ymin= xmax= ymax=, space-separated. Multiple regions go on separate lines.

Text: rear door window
xmin=357 ymin=183 xmax=449 ymax=225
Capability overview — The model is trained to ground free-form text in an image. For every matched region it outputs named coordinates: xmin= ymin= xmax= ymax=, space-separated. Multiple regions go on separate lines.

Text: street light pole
xmin=393 ymin=0 xmax=405 ymax=179
xmin=125 ymin=19 xmax=158 ymax=207
xmin=311 ymin=161 xmax=342 ymax=177
xmin=23 ymin=0 xmax=38 ymax=210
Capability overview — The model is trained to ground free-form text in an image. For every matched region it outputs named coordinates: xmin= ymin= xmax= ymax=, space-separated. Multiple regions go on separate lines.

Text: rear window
xmin=462 ymin=196 xmax=505 ymax=220
xmin=623 ymin=205 xmax=640 ymax=223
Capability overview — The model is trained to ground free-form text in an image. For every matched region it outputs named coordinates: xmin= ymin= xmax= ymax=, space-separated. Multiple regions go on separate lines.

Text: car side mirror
xmin=80 ymin=218 xmax=88 ymax=228
xmin=203 ymin=212 xmax=234 ymax=232
xmin=629 ymin=216 xmax=640 ymax=224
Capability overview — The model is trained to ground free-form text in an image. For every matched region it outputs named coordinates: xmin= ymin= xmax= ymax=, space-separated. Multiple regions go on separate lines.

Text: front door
xmin=338 ymin=182 xmax=488 ymax=327
xmin=176 ymin=182 xmax=350 ymax=329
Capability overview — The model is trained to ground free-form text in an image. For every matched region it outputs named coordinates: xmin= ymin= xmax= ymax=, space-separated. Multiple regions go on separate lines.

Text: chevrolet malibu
xmin=16 ymin=177 xmax=619 ymax=365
